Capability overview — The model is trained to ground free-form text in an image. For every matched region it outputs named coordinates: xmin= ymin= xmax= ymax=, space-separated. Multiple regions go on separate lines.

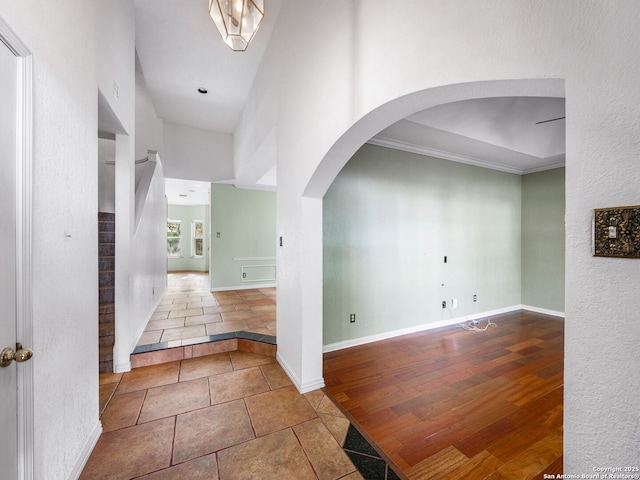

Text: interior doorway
xmin=0 ymin=20 xmax=35 ymax=479
xmin=165 ymin=178 xmax=211 ymax=278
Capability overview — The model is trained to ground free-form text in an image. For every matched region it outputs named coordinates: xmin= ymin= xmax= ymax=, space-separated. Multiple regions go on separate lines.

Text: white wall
xmin=97 ymin=0 xmax=135 ymax=135
xmin=130 ymin=53 xmax=168 ymax=351
xmin=97 ymin=0 xmax=138 ymax=378
xmin=163 ymin=122 xmax=234 ymax=181
xmin=131 ymin=52 xmax=167 ymax=357
xmin=238 ymin=0 xmax=640 ymax=469
xmin=0 ymin=2 xmax=168 ymax=475
xmin=98 ymin=138 xmax=116 ymax=213
xmin=135 ymin=53 xmax=164 ymax=160
xmin=110 ymin=5 xmax=169 ymax=371
xmin=130 ymin=155 xmax=168 ymax=353
xmin=0 ymin=1 xmax=100 ymax=478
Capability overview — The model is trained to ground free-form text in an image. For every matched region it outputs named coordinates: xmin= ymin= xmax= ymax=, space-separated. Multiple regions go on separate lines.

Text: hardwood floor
xmin=323 ymin=310 xmax=564 ymax=479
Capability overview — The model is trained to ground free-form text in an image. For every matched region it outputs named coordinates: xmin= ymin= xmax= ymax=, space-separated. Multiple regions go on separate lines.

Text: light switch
xmin=608 ymin=226 xmax=617 ymax=239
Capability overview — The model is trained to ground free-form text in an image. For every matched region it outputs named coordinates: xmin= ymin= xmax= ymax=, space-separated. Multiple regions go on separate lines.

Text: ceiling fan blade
xmin=535 ymin=116 xmax=566 ymax=125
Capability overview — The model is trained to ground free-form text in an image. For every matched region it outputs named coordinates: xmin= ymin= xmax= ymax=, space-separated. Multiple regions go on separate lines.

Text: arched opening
xmin=309 ymin=79 xmax=566 ymax=474
xmin=305 ymin=79 xmax=564 ymax=198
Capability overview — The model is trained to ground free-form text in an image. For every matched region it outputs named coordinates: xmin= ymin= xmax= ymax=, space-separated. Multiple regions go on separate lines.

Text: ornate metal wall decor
xmin=593 ymin=206 xmax=640 ymax=258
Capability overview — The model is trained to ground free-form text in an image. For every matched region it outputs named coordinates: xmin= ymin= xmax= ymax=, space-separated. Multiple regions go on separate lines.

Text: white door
xmin=0 ymin=37 xmax=22 ymax=479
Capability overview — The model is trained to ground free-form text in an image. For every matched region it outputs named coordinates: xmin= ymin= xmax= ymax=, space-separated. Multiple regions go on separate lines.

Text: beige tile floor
xmin=137 ymin=272 xmax=276 ymax=348
xmin=87 ymin=351 xmax=362 ymax=480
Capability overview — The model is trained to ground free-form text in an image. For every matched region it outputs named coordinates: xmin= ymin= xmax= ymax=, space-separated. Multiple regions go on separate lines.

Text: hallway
xmin=137 ymin=272 xmax=277 ymax=349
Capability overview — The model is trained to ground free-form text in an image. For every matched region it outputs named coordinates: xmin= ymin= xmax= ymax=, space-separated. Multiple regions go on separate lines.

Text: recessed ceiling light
xmin=197 ymin=88 xmax=208 ymax=94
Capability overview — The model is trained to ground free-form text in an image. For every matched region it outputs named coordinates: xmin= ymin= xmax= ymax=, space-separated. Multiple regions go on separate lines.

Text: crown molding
xmin=368 ymin=136 xmax=565 ymax=175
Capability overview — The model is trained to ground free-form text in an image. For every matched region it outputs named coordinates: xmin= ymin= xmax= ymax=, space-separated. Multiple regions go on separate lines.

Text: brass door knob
xmin=0 ymin=343 xmax=33 ymax=368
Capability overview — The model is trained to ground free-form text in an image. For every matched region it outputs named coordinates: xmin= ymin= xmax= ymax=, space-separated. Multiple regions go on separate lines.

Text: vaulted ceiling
xmin=134 ymin=0 xmax=284 ymax=133
xmin=133 ymin=1 xmax=565 ymax=203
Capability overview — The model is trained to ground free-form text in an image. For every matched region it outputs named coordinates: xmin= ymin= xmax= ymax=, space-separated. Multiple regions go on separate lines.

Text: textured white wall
xmin=0 ymin=1 xmax=170 ymax=475
xmin=239 ymin=0 xmax=640 ymax=469
xmin=0 ymin=1 xmax=100 ymax=478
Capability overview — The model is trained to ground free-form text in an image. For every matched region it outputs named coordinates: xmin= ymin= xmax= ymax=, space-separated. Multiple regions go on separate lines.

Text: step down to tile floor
xmin=130 ymin=333 xmax=276 ymax=369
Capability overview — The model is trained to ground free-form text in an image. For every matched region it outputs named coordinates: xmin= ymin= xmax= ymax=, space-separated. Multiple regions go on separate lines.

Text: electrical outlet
xmin=349 ymin=313 xmax=356 ymax=323
xmin=451 ymin=298 xmax=458 ymax=309
xmin=473 ymin=294 xmax=477 ymax=302
xmin=442 ymin=301 xmax=447 ymax=309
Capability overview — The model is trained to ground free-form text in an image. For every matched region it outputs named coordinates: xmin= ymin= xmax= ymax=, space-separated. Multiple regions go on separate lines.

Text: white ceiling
xmin=371 ymin=97 xmax=565 ymax=175
xmin=134 ymin=3 xmax=565 ymax=185
xmin=134 ymin=0 xmax=283 ymax=133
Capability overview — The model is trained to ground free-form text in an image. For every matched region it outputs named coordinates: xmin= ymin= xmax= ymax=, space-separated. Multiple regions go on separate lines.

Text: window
xmin=167 ymin=219 xmax=182 ymax=258
xmin=192 ymin=220 xmax=204 ymax=258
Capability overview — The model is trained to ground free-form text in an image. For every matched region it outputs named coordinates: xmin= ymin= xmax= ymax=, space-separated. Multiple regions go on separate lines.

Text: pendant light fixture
xmin=209 ymin=0 xmax=264 ymax=52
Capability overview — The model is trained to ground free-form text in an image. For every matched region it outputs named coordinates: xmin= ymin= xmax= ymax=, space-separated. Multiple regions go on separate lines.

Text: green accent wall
xmin=210 ymin=184 xmax=276 ymax=289
xmin=521 ymin=168 xmax=565 ymax=311
xmin=167 ymin=204 xmax=209 ymax=272
xmin=323 ymin=144 xmax=523 ymax=345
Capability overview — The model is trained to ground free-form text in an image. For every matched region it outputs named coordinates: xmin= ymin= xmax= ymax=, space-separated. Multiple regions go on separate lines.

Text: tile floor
xmin=87 ymin=272 xmax=401 ymax=479
xmin=87 ymin=351 xmax=366 ymax=480
xmin=137 ymin=272 xmax=277 ymax=349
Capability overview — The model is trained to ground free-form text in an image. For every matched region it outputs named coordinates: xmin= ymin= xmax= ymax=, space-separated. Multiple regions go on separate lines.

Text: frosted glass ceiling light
xmin=209 ymin=0 xmax=264 ymax=52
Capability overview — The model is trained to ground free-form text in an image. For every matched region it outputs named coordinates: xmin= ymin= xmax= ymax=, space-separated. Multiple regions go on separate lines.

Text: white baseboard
xmin=211 ymin=283 xmax=276 ymax=292
xmin=521 ymin=304 xmax=565 ymax=318
xmin=130 ymin=295 xmax=164 ymax=355
xmin=69 ymin=421 xmax=102 ymax=480
xmin=114 ymin=361 xmax=132 ymax=373
xmin=323 ymin=305 xmax=524 ymax=353
xmin=276 ymin=353 xmax=325 ymax=394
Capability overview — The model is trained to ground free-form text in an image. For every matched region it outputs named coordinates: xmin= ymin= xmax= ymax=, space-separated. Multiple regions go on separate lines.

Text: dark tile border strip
xmin=132 ymin=331 xmax=276 ymax=355
xmin=322 ymin=388 xmax=408 ymax=480
xmin=343 ymin=425 xmax=402 ymax=480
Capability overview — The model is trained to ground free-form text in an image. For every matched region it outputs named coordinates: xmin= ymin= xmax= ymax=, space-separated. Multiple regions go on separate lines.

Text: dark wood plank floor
xmin=323 ymin=310 xmax=564 ymax=479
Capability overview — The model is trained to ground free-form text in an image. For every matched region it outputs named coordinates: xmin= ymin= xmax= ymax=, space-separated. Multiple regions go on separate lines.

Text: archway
xmin=295 ymin=77 xmax=566 ymax=474
xmin=305 ymin=78 xmax=564 ymax=199
xmin=277 ymin=79 xmax=564 ymax=392
xmin=296 ymin=78 xmax=565 ymax=389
